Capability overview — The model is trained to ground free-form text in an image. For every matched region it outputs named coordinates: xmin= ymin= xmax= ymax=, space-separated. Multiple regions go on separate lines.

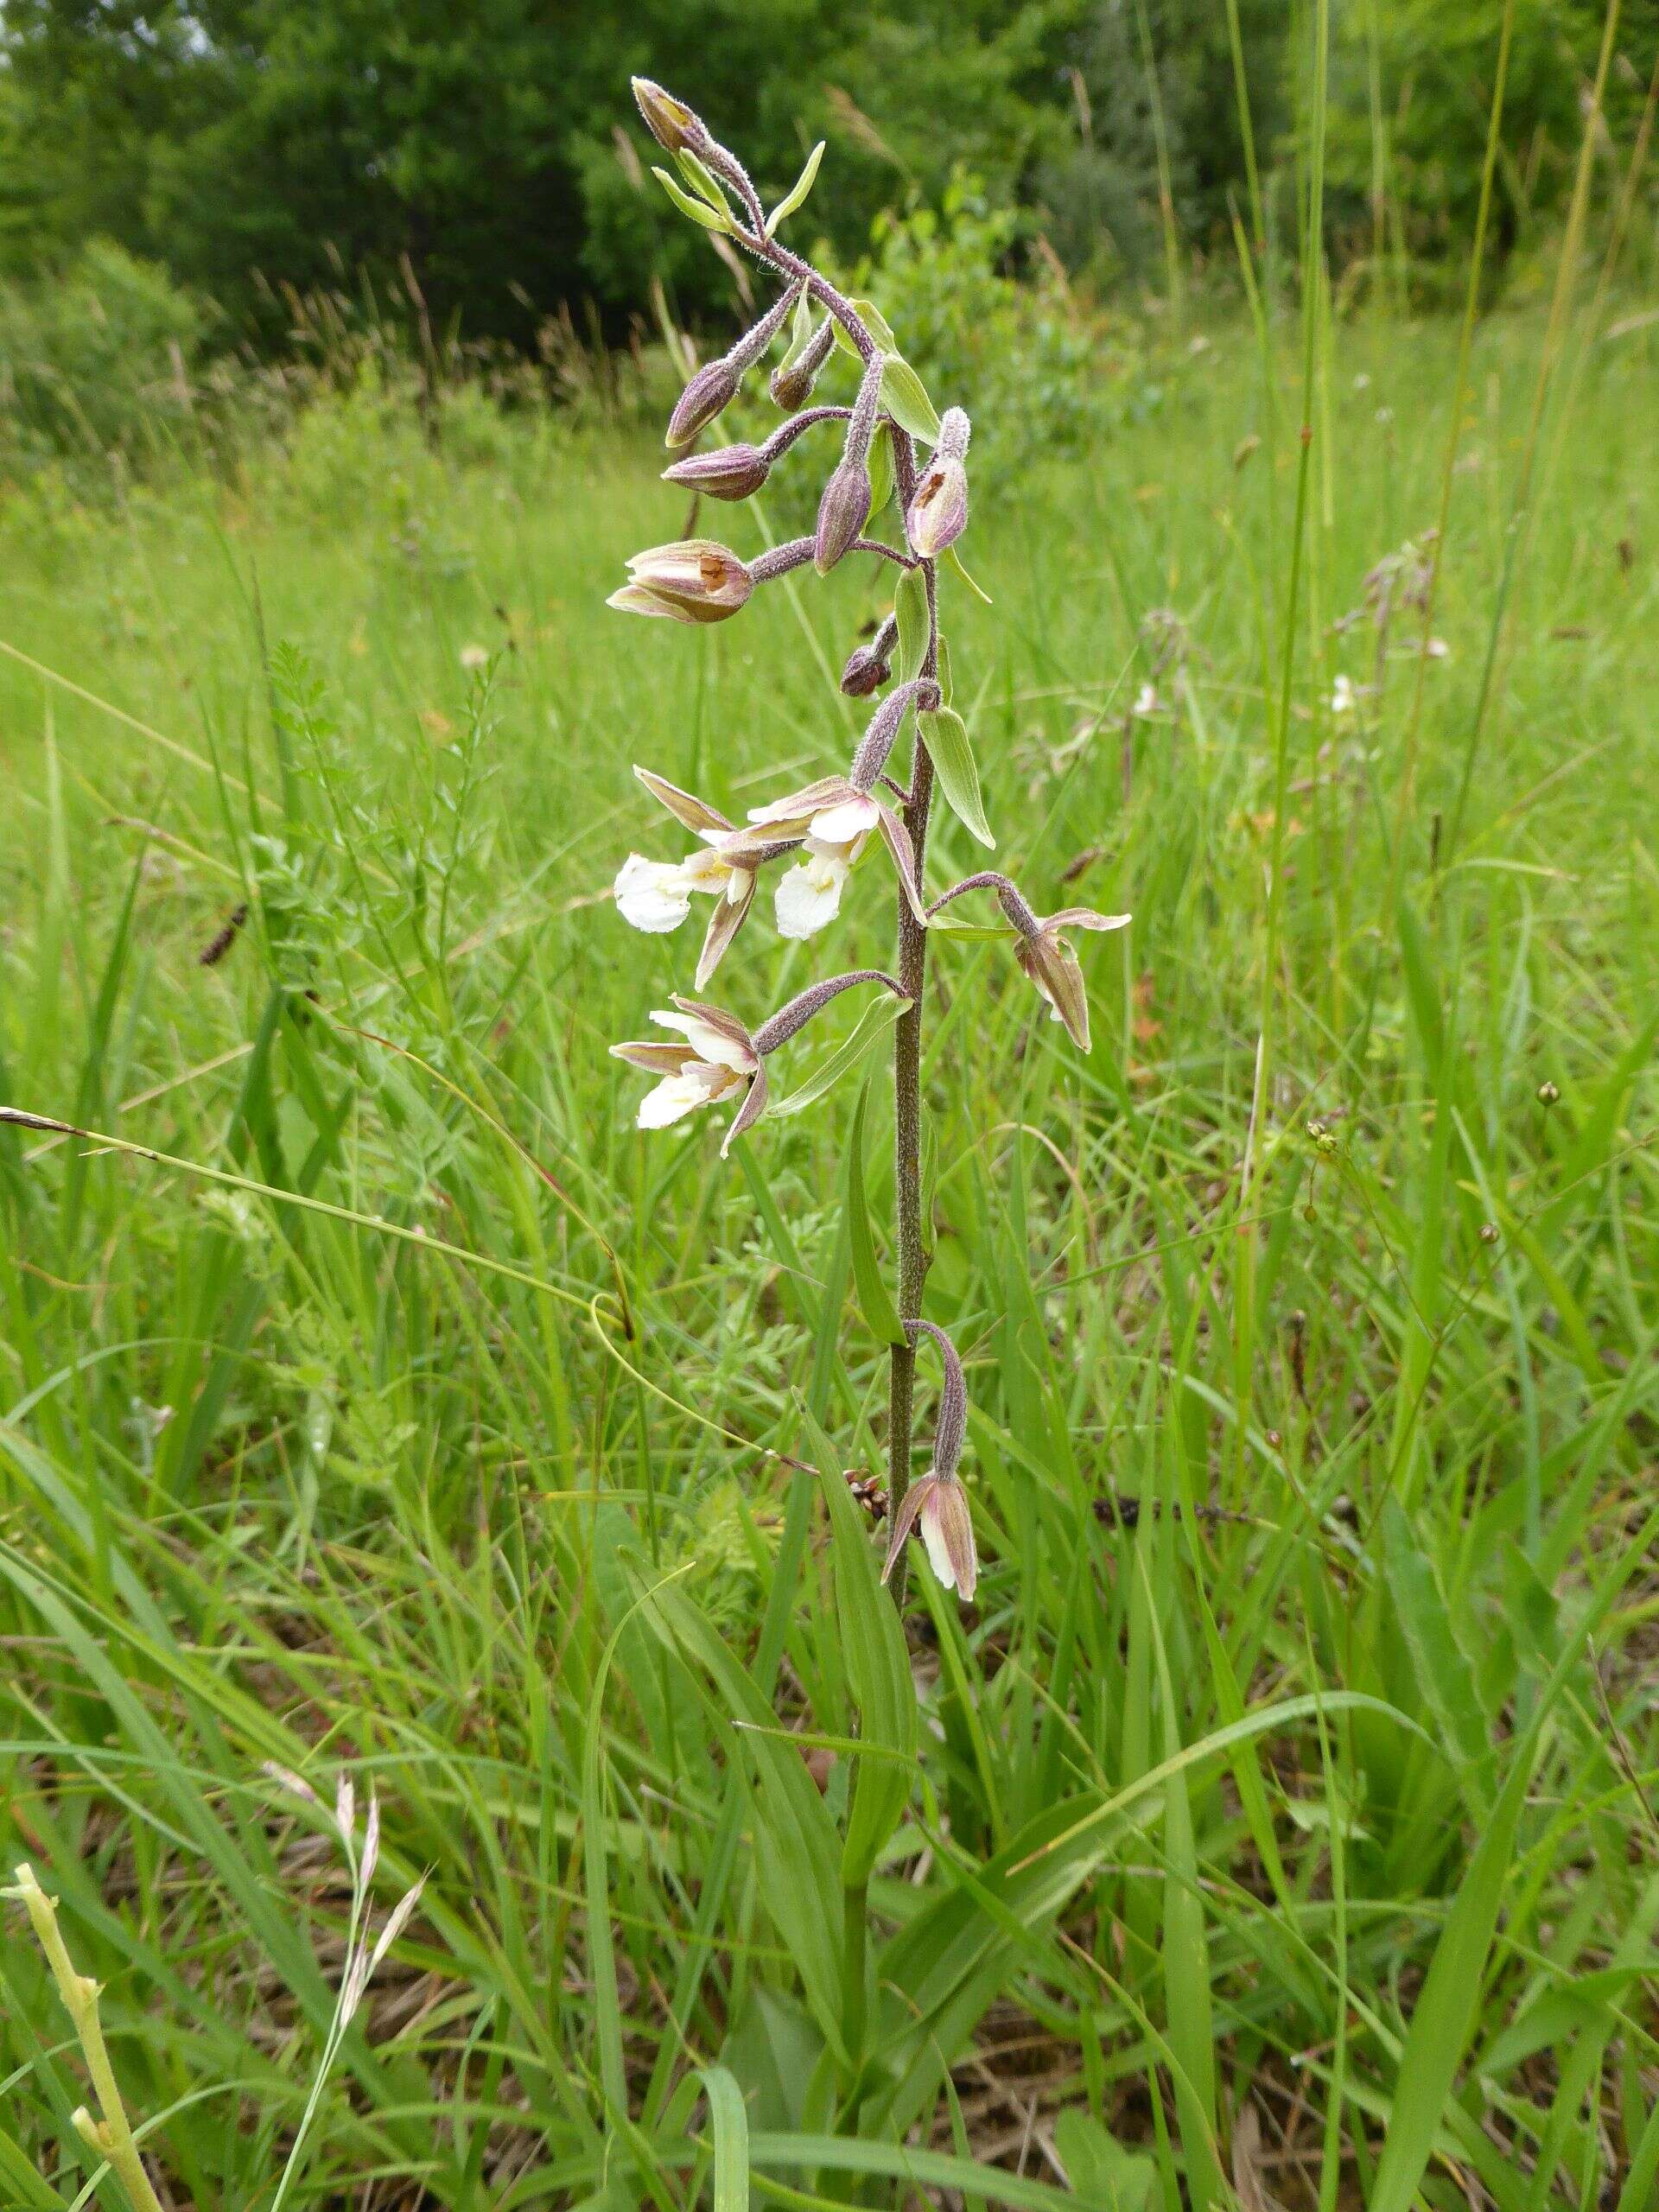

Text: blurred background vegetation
xmin=2 ymin=0 xmax=1655 ymax=378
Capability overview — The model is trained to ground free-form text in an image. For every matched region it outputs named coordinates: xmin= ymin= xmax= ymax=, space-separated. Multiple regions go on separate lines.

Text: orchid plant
xmin=610 ymin=79 xmax=1129 ymax=1607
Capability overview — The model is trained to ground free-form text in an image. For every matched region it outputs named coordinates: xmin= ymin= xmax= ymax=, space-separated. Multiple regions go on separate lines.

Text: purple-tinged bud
xmin=813 ymin=359 xmax=882 ymax=571
xmin=770 ymin=315 xmax=836 ymax=410
xmin=906 ymin=408 xmax=971 ymax=558
xmin=666 ymin=286 xmax=802 ymax=453
xmin=839 ymin=613 xmax=898 ymax=697
xmin=814 ymin=455 xmax=872 ymax=574
xmin=666 ymin=358 xmax=740 ymax=449
xmin=608 ymin=539 xmax=753 ymax=625
xmin=661 ymin=444 xmax=770 ymax=500
xmin=632 ymin=78 xmax=702 ymax=156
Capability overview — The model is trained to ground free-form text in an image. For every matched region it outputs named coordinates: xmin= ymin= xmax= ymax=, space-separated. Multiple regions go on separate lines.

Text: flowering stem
xmin=887 ymin=489 xmax=939 ymax=1594
xmin=734 ymin=220 xmax=941 ymax=1604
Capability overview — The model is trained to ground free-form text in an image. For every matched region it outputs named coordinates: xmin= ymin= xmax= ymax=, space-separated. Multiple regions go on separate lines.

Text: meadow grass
xmin=0 ymin=283 xmax=1656 ymax=2210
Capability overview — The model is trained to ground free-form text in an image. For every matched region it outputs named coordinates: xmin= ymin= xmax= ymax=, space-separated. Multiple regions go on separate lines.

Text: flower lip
xmin=610 ymin=995 xmax=766 ymax=1156
xmin=615 ymin=769 xmax=773 ymax=986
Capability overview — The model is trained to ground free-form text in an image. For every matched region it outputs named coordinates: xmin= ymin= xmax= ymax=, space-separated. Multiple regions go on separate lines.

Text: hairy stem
xmin=887 ymin=537 xmax=938 ymax=1593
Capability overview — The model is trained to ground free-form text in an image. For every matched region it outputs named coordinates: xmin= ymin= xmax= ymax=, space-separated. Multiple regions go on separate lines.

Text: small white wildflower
xmin=611 ymin=1000 xmax=766 ymax=1155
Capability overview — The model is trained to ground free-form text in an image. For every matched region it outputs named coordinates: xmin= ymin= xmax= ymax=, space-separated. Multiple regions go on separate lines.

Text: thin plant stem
xmin=734 ymin=206 xmax=942 ymax=1604
xmin=1235 ymin=0 xmax=1328 ymax=1468
xmin=8 ymin=1866 xmax=168 ymax=2212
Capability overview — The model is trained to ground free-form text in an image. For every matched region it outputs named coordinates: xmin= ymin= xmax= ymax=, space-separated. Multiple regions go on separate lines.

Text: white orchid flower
xmin=612 ymin=971 xmax=908 ymax=1159
xmin=613 ymin=768 xmax=782 ymax=988
xmin=771 ymin=787 xmax=881 ymax=939
xmin=610 ymin=999 xmax=766 ymax=1157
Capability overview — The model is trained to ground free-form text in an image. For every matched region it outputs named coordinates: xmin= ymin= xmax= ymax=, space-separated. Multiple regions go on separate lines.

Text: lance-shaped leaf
xmin=652 ymin=165 xmax=735 ymax=234
xmin=766 ymin=140 xmax=826 ymax=236
xmin=847 ymin=1082 xmax=907 ymax=1348
xmin=801 ymin=1400 xmax=918 ymax=1891
xmin=880 ymin=353 xmax=942 ymax=444
xmin=918 ymin=703 xmax=994 ymax=849
xmin=769 ymin=992 xmax=912 ymax=1119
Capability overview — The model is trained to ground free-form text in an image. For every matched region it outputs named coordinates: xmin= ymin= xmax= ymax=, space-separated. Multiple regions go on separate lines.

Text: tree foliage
xmin=0 ymin=0 xmax=1651 ymax=347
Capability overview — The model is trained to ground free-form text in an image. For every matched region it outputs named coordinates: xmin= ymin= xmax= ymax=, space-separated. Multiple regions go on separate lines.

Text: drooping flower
xmin=610 ymin=999 xmax=766 ymax=1157
xmin=613 ymin=767 xmax=787 ymax=988
xmin=613 ymin=970 xmax=908 ymax=1158
xmin=883 ymin=1471 xmax=977 ymax=1599
xmin=927 ymin=872 xmax=1130 ymax=1053
xmin=743 ymin=775 xmax=926 ymax=939
xmin=1014 ymin=907 xmax=1130 ymax=1052
xmin=881 ymin=1319 xmax=977 ymax=1604
xmin=608 ymin=541 xmax=753 ymax=625
xmin=905 ymin=406 xmax=970 ymax=559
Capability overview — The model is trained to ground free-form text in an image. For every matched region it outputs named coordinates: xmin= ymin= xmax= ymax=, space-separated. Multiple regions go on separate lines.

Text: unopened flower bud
xmin=632 ymin=78 xmax=702 ymax=156
xmin=814 ymin=454 xmax=872 ymax=574
xmin=840 ymin=613 xmax=898 ymax=697
xmin=770 ymin=315 xmax=836 ymax=410
xmin=666 ymin=359 xmax=740 ymax=449
xmin=662 ymin=444 xmax=770 ymax=500
xmin=906 ymin=408 xmax=971 ymax=558
xmin=609 ymin=540 xmax=753 ymax=625
xmin=1537 ymin=1079 xmax=1559 ymax=1104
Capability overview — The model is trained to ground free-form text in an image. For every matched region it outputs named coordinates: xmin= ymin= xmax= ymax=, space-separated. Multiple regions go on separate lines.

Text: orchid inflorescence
xmin=607 ymin=78 xmax=1130 ymax=1605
